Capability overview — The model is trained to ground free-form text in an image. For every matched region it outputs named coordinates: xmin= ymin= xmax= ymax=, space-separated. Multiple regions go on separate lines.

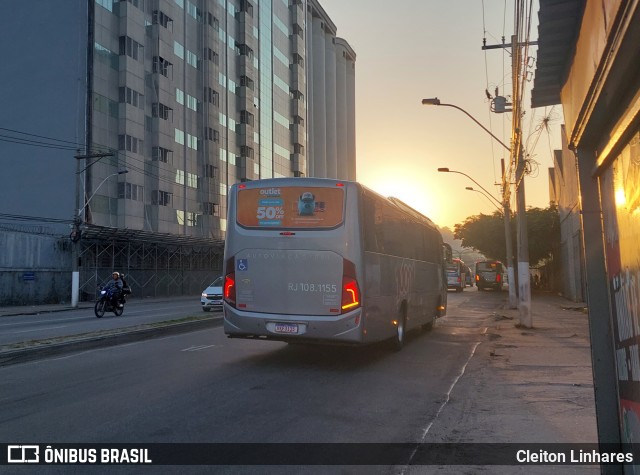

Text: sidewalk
xmin=420 ymin=290 xmax=599 ymax=473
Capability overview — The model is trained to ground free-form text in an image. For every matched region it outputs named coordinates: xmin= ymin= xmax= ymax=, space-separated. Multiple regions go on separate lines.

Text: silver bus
xmin=222 ymin=178 xmax=447 ymax=350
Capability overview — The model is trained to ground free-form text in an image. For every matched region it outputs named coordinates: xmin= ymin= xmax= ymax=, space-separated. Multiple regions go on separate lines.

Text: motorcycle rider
xmin=105 ymin=271 xmax=124 ymax=308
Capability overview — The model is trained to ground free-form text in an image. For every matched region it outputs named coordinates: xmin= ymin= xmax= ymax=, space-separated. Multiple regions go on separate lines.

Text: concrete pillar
xmin=325 ymin=35 xmax=337 ymax=179
xmin=345 ymin=56 xmax=356 ymax=180
xmin=311 ymin=16 xmax=327 ymax=178
xmin=576 ymin=145 xmax=622 ymax=452
xmin=335 ymin=41 xmax=348 ymax=180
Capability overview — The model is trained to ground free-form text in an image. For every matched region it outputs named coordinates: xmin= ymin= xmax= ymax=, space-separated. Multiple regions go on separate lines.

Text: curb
xmin=0 ymin=316 xmax=224 ymax=367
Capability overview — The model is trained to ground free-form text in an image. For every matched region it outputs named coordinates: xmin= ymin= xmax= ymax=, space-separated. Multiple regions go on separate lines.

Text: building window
xmin=152 ymin=102 xmax=172 ymax=120
xmin=238 ymin=0 xmax=253 ymax=17
xmin=205 ymin=47 xmax=219 ymax=65
xmin=187 ymin=172 xmax=198 ymax=188
xmin=293 ymin=115 xmax=304 ymax=126
xmin=152 ymin=190 xmax=172 ymax=206
xmin=152 ymin=56 xmax=172 ymax=77
xmin=236 ymin=43 xmax=254 ymax=59
xmin=95 ymin=42 xmax=119 ymax=69
xmin=207 ymin=12 xmax=219 ymax=30
xmin=204 ymin=87 xmax=219 ymax=106
xmin=240 ymin=145 xmax=254 ymax=159
xmin=186 ymin=50 xmax=199 ymax=68
xmin=292 ymin=53 xmax=304 ymax=68
xmin=176 ymin=88 xmax=184 ymax=105
xmin=118 ymin=134 xmax=142 ymax=153
xmin=204 ymin=164 xmax=217 ymax=178
xmin=204 ymin=127 xmax=219 ymax=142
xmin=175 ymin=128 xmax=185 ymax=145
xmin=294 ymin=143 xmax=304 ymax=154
xmin=174 ymin=41 xmax=185 ymax=59
xmin=186 ymin=1 xmax=201 ymax=20
xmin=240 ymin=110 xmax=254 ymax=127
xmin=202 ymin=202 xmax=219 ymax=216
xmin=119 ymin=87 xmax=144 ymax=108
xmin=119 ymin=36 xmax=143 ymax=61
xmin=152 ymin=10 xmax=172 ymax=28
xmin=96 ymin=0 xmax=114 ymax=12
xmin=152 ymin=146 xmax=172 ymax=163
xmin=187 ymin=134 xmax=198 ymax=150
xmin=240 ymin=75 xmax=254 ymax=90
xmin=93 ymin=92 xmax=119 ymax=118
xmin=187 ymin=95 xmax=198 ymax=111
xmin=118 ymin=182 xmax=144 ymax=201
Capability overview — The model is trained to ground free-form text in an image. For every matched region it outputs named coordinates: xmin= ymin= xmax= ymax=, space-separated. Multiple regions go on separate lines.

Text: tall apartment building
xmin=87 ymin=0 xmax=355 ymax=239
xmin=0 ymin=0 xmax=356 ymax=303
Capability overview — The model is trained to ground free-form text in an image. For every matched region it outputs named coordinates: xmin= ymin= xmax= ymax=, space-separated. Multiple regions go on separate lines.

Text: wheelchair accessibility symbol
xmin=237 ymin=259 xmax=248 ymax=271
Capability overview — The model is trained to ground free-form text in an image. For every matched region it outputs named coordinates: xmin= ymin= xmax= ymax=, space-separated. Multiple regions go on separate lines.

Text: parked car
xmin=201 ymin=276 xmax=224 ymax=312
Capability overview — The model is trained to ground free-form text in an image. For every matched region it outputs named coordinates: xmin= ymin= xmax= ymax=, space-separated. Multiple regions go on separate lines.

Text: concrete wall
xmin=0 ymin=230 xmax=72 ymax=305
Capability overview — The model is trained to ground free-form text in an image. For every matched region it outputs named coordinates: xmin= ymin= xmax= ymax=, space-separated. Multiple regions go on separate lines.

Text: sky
xmin=319 ymin=0 xmax=562 ymax=230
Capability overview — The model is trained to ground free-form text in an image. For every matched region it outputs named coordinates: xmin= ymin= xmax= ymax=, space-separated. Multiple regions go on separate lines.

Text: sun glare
xmin=362 ymin=178 xmax=448 ymax=226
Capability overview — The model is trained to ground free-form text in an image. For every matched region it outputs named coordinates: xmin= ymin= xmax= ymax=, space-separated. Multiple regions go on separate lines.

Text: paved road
xmin=1 ymin=287 xmax=501 ymax=474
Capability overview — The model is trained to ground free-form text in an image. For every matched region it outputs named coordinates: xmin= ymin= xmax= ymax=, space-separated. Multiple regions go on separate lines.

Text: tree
xmin=453 ymin=205 xmax=560 ymax=267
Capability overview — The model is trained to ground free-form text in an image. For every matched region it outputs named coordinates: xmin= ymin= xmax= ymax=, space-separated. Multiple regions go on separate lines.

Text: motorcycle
xmin=94 ymin=285 xmax=125 ymax=318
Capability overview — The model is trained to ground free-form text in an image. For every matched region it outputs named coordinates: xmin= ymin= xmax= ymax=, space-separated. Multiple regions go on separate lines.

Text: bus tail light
xmin=224 ymin=273 xmax=236 ymax=307
xmin=224 ymin=256 xmax=236 ymax=307
xmin=341 ymin=259 xmax=361 ymax=313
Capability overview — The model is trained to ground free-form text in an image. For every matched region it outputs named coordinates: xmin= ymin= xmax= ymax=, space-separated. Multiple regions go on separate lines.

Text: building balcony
xmin=290 ymin=152 xmax=306 ymax=176
xmin=290 ymin=122 xmax=304 ymax=145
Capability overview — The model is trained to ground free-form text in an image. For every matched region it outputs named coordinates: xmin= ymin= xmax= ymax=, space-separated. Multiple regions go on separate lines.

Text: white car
xmin=201 ymin=276 xmax=224 ymax=312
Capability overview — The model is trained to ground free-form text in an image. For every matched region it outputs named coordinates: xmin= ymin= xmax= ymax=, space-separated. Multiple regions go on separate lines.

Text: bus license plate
xmin=274 ymin=323 xmax=298 ymax=334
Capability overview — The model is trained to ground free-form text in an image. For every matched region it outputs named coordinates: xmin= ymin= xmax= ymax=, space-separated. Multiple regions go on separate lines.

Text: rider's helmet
xmin=112 ymin=272 xmax=120 ymax=278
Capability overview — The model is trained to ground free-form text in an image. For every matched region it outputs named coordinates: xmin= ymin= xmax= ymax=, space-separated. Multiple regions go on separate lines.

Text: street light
xmin=438 ymin=168 xmax=501 ymax=206
xmin=77 ymin=169 xmax=128 ymax=217
xmin=422 ymin=98 xmax=511 ymax=152
xmin=465 ymin=187 xmax=503 ymax=214
xmin=71 ymin=168 xmax=127 ymax=307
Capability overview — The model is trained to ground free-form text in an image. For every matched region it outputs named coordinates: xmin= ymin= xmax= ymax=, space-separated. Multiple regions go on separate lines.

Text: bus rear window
xmin=237 ymin=186 xmax=345 ymax=229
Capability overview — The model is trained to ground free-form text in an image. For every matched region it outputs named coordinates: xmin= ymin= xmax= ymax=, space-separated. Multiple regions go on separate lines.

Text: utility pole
xmin=481 ymin=33 xmax=533 ymax=323
xmin=71 ymin=151 xmax=113 ymax=307
xmin=511 ymin=34 xmax=532 ymax=327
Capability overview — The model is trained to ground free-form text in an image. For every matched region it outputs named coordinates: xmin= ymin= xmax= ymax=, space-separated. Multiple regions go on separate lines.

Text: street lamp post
xmin=437 ymin=167 xmax=517 ymax=308
xmin=465 ymin=187 xmax=503 ymax=213
xmin=424 ymin=97 xmax=519 ymax=310
xmin=71 ymin=168 xmax=127 ymax=307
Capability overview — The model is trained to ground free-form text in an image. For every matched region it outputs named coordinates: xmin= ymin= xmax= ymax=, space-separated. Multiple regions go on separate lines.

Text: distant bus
xmin=446 ymin=258 xmax=467 ymax=292
xmin=222 ymin=178 xmax=448 ymax=350
xmin=475 ymin=260 xmax=505 ymax=291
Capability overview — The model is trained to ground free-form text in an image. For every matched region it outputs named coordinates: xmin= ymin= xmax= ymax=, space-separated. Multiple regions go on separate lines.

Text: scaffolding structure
xmin=78 ymin=225 xmax=224 ymax=301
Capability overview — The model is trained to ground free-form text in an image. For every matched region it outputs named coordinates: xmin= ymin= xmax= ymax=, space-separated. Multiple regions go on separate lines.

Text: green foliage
xmin=453 ymin=205 xmax=560 ymax=267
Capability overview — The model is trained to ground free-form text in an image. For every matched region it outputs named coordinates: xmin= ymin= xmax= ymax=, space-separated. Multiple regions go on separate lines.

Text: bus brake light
xmin=224 ymin=273 xmax=236 ymax=306
xmin=341 ymin=278 xmax=360 ymax=312
xmin=341 ymin=258 xmax=361 ymax=313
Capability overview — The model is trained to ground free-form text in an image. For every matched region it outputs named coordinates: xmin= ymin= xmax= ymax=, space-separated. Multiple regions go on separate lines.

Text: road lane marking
xmin=181 ymin=345 xmax=216 ymax=352
xmin=9 ymin=325 xmax=70 ymax=334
